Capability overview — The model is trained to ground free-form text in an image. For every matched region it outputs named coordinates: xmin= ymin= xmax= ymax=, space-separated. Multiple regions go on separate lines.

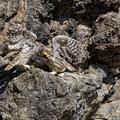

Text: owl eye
xmin=8 ymin=33 xmax=12 ymax=36
xmin=61 ymin=40 xmax=67 ymax=45
xmin=15 ymin=29 xmax=18 ymax=32
xmin=17 ymin=27 xmax=21 ymax=32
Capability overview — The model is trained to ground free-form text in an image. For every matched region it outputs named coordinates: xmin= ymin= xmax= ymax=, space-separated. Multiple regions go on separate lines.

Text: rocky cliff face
xmin=0 ymin=0 xmax=120 ymax=120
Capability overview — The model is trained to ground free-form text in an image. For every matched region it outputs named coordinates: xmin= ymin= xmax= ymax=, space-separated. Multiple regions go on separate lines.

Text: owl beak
xmin=42 ymin=51 xmax=49 ymax=57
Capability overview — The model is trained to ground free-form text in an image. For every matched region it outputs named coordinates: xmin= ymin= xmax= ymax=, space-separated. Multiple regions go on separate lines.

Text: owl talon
xmin=23 ymin=65 xmax=31 ymax=70
xmin=50 ymin=71 xmax=57 ymax=75
xmin=18 ymin=65 xmax=31 ymax=71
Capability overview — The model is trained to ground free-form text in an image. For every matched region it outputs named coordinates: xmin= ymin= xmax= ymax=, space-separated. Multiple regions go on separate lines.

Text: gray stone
xmin=93 ymin=100 xmax=120 ymax=120
xmin=0 ymin=18 xmax=5 ymax=32
xmin=0 ymin=65 xmax=108 ymax=120
xmin=0 ymin=0 xmax=19 ymax=21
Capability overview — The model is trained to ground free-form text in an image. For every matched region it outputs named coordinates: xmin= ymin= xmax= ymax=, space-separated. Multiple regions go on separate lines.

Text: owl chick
xmin=39 ymin=43 xmax=76 ymax=75
xmin=1 ymin=0 xmax=37 ymax=71
xmin=4 ymin=42 xmax=38 ymax=71
xmin=52 ymin=35 xmax=89 ymax=69
xmin=4 ymin=30 xmax=38 ymax=71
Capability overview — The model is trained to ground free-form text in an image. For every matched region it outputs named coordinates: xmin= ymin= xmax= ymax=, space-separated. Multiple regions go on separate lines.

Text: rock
xmin=93 ymin=100 xmax=120 ymax=120
xmin=107 ymin=80 xmax=120 ymax=102
xmin=91 ymin=12 xmax=120 ymax=45
xmin=90 ymin=12 xmax=120 ymax=67
xmin=26 ymin=0 xmax=53 ymax=44
xmin=50 ymin=20 xmax=68 ymax=37
xmin=0 ymin=45 xmax=4 ymax=55
xmin=0 ymin=56 xmax=9 ymax=68
xmin=0 ymin=65 xmax=109 ymax=120
xmin=36 ymin=22 xmax=51 ymax=44
xmin=0 ymin=18 xmax=5 ymax=32
xmin=72 ymin=24 xmax=91 ymax=45
xmin=0 ymin=0 xmax=19 ymax=21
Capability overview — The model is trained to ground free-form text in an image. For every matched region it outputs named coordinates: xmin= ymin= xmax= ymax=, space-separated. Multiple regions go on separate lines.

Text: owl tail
xmin=4 ymin=54 xmax=19 ymax=71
